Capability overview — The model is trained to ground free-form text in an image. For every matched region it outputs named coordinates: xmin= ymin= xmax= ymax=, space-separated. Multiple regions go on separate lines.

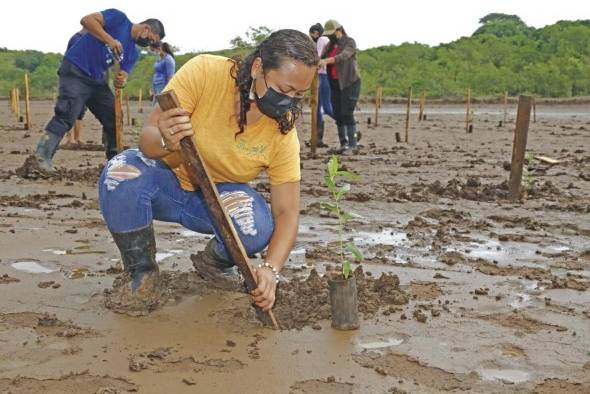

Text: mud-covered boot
xmin=191 ymin=238 xmax=245 ymax=291
xmin=111 ymin=225 xmax=159 ymax=293
xmin=34 ymin=132 xmax=63 ymax=172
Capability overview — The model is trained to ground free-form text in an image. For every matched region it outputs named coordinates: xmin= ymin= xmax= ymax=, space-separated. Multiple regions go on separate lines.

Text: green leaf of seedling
xmin=336 ymin=170 xmax=359 ymax=181
xmin=341 ymin=211 xmax=354 ymax=224
xmin=336 ymin=183 xmax=351 ymax=199
xmin=320 ymin=202 xmax=339 ymax=214
xmin=346 ymin=242 xmax=364 ymax=261
xmin=328 ymin=155 xmax=339 ymax=177
xmin=324 ymin=175 xmax=337 ymax=193
xmin=342 ymin=259 xmax=351 ymax=279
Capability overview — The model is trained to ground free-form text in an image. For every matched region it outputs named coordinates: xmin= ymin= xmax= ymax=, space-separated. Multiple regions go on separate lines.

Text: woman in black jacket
xmin=319 ymin=19 xmax=361 ymax=153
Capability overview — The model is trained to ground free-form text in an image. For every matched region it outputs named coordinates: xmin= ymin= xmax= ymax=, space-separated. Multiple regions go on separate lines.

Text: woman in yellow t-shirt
xmin=98 ymin=30 xmax=318 ymax=311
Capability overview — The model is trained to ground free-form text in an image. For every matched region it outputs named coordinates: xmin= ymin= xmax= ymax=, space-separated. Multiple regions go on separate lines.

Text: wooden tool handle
xmin=156 ymin=90 xmax=279 ymax=329
xmin=113 ymin=59 xmax=123 ymax=153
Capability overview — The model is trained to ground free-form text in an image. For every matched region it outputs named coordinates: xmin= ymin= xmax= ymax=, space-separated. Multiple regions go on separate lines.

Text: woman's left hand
xmin=251 ymin=267 xmax=277 ymax=311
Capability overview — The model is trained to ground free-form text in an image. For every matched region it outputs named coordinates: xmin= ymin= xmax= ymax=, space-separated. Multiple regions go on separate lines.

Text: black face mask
xmin=311 ymin=36 xmax=319 ymax=43
xmin=328 ymin=34 xmax=338 ymax=44
xmin=254 ymin=74 xmax=299 ymax=119
xmin=135 ymin=36 xmax=154 ymax=47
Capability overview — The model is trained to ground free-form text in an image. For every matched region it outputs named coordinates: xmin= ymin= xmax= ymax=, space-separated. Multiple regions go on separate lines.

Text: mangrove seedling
xmin=321 ymin=155 xmax=364 ymax=279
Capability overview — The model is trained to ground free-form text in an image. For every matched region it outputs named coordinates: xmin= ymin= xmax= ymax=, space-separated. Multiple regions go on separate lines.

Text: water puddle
xmin=507 ymin=293 xmax=532 ymax=310
xmin=353 ymin=333 xmax=407 ymax=352
xmin=156 ymin=252 xmax=175 ymax=262
xmin=180 ymin=230 xmax=211 ymax=238
xmin=11 ymin=260 xmax=57 ymax=274
xmin=43 ymin=248 xmax=67 ymax=255
xmin=287 ymin=248 xmax=306 ymax=267
xmin=479 ymin=368 xmax=530 ymax=384
xmin=355 ymin=228 xmax=408 ymax=246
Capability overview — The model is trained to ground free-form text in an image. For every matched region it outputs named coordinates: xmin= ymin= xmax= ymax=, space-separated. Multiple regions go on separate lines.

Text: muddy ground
xmin=0 ymin=100 xmax=589 ymax=394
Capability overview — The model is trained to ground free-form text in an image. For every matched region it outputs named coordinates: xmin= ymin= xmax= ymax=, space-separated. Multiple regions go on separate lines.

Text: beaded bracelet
xmin=257 ymin=262 xmax=280 ymax=282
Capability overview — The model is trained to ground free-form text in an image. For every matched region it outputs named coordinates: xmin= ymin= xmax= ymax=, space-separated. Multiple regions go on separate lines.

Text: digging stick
xmin=113 ymin=59 xmax=124 ymax=153
xmin=404 ymin=86 xmax=412 ymax=143
xmin=156 ymin=90 xmax=280 ymax=330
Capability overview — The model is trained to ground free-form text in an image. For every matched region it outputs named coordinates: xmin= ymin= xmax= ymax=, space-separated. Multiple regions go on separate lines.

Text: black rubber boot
xmin=337 ymin=124 xmax=348 ymax=150
xmin=191 ymin=238 xmax=244 ymax=291
xmin=34 ymin=132 xmax=63 ymax=172
xmin=347 ymin=123 xmax=358 ymax=149
xmin=317 ymin=121 xmax=328 ymax=148
xmin=111 ymin=225 xmax=159 ymax=292
xmin=103 ymin=131 xmax=118 ymax=160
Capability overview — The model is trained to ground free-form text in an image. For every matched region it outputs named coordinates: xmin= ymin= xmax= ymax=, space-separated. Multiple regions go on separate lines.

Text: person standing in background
xmin=309 ymin=23 xmax=333 ymax=148
xmin=151 ymin=42 xmax=176 ymax=105
xmin=319 ymin=19 xmax=361 ymax=154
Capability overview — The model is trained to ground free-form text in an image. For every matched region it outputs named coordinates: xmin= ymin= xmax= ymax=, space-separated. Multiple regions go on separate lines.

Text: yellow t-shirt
xmin=162 ymin=54 xmax=301 ymax=191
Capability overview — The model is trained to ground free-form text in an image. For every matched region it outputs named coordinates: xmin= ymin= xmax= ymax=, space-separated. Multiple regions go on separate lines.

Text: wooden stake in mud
xmin=310 ymin=71 xmax=319 ymax=155
xmin=24 ymin=72 xmax=32 ymax=130
xmin=465 ymin=87 xmax=471 ymax=133
xmin=14 ymin=87 xmax=20 ymax=123
xmin=138 ymin=88 xmax=143 ymax=113
xmin=9 ymin=88 xmax=14 ymax=112
xmin=404 ymin=86 xmax=412 ymax=143
xmin=503 ymin=91 xmax=508 ymax=126
xmin=125 ymin=93 xmax=131 ymax=126
xmin=418 ymin=91 xmax=425 ymax=121
xmin=508 ymin=95 xmax=532 ymax=201
xmin=156 ymin=90 xmax=280 ymax=330
xmin=374 ymin=85 xmax=382 ymax=127
xmin=532 ymin=96 xmax=536 ymax=123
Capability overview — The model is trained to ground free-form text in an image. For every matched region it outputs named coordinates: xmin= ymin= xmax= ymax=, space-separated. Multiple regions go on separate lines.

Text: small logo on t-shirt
xmin=105 ymin=45 xmax=124 ymax=66
xmin=235 ymin=140 xmax=267 ymax=160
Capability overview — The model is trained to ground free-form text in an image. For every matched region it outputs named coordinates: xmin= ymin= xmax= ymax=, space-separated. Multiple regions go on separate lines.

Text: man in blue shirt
xmin=33 ymin=9 xmax=165 ymax=171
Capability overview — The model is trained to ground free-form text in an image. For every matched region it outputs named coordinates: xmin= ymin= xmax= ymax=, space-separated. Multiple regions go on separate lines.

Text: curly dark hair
xmin=230 ymin=29 xmax=319 ymax=135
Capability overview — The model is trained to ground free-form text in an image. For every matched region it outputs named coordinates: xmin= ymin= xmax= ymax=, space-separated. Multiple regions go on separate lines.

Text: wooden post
xmin=125 ymin=93 xmax=131 ymax=126
xmin=24 ymin=72 xmax=31 ymax=130
xmin=508 ymin=95 xmax=532 ymax=201
xmin=418 ymin=91 xmax=425 ymax=121
xmin=532 ymin=96 xmax=536 ymax=123
xmin=309 ymin=71 xmax=319 ymax=155
xmin=157 ymin=90 xmax=280 ymax=330
xmin=465 ymin=87 xmax=471 ymax=133
xmin=404 ymin=86 xmax=412 ymax=143
xmin=374 ymin=85 xmax=382 ymax=127
xmin=9 ymin=88 xmax=14 ymax=112
xmin=15 ymin=87 xmax=20 ymax=123
xmin=503 ymin=91 xmax=508 ymax=126
xmin=138 ymin=88 xmax=143 ymax=113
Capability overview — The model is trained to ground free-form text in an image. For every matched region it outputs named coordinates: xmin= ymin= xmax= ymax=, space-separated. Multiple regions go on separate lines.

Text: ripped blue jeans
xmin=98 ymin=149 xmax=274 ymax=260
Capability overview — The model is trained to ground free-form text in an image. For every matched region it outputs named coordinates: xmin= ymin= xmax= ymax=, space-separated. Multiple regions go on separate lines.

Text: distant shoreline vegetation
xmin=2 ymin=13 xmax=590 ymax=98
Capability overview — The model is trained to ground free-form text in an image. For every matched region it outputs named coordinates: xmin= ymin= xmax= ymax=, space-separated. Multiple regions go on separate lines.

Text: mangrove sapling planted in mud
xmin=322 ymin=155 xmax=364 ymax=330
xmin=522 ymin=151 xmax=536 ymax=197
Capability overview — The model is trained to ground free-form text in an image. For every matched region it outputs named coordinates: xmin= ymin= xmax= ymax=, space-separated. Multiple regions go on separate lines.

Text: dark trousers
xmin=46 ymin=59 xmax=117 ymax=159
xmin=329 ymin=78 xmax=361 ymax=128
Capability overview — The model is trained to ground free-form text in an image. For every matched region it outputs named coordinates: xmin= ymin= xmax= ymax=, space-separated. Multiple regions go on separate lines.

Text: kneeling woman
xmin=99 ymin=30 xmax=318 ymax=311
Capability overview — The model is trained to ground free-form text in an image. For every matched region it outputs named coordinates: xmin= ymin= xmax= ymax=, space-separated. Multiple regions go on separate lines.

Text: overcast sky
xmin=1 ymin=0 xmax=589 ymax=54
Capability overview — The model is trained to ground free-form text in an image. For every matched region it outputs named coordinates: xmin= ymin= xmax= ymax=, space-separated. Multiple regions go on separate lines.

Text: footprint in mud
xmin=0 ymin=312 xmax=96 ymax=338
xmin=0 ymin=371 xmax=136 ymax=394
xmin=104 ymin=270 xmax=207 ymax=317
xmin=289 ymin=378 xmax=354 ymax=394
xmin=129 ymin=347 xmax=245 ymax=374
xmin=353 ymin=351 xmax=479 ymax=391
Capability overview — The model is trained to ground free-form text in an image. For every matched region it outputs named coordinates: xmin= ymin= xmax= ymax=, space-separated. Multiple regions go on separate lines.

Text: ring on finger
xmin=169 ymin=129 xmax=175 ymax=136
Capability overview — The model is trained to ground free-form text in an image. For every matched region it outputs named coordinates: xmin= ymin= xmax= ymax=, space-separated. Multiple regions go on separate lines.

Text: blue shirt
xmin=152 ymin=54 xmax=175 ymax=87
xmin=66 ymin=32 xmax=85 ymax=51
xmin=65 ymin=9 xmax=138 ymax=80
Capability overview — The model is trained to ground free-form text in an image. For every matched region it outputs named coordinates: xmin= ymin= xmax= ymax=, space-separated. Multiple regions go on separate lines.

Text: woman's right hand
xmin=157 ymin=108 xmax=194 ymax=151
